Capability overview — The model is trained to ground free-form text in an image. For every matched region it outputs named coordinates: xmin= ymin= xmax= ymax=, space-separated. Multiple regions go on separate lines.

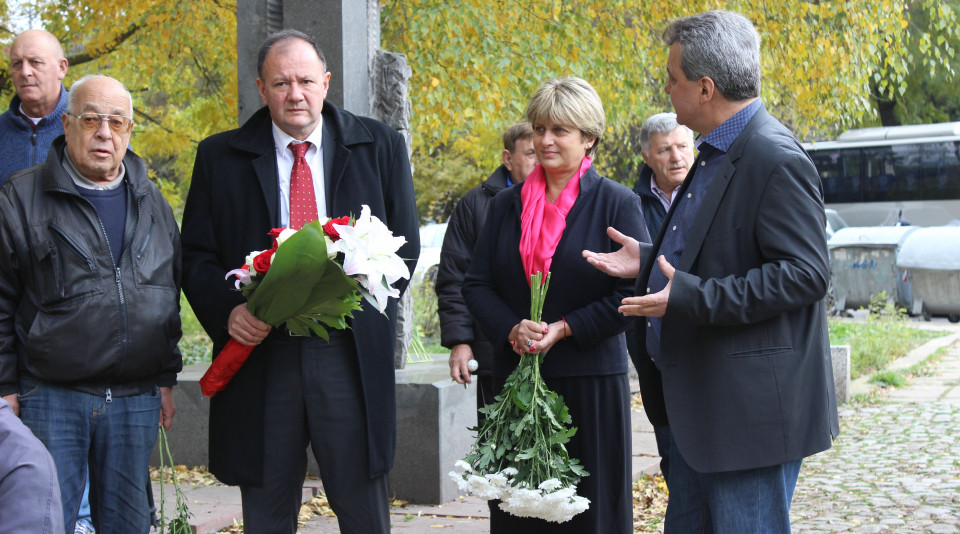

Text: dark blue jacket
xmin=0 ymin=87 xmax=68 ymax=186
xmin=462 ymin=167 xmax=649 ymax=381
xmin=632 ymin=164 xmax=669 ymax=243
xmin=636 ymin=106 xmax=839 ymax=473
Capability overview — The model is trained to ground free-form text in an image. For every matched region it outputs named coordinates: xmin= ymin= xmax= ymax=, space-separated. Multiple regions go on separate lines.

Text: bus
xmin=803 ymin=122 xmax=960 ymax=227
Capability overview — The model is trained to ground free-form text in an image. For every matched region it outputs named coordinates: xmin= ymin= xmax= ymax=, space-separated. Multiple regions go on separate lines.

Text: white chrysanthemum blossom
xmin=333 ymin=205 xmax=410 ymax=311
xmin=449 ymin=464 xmax=588 ymax=523
xmin=498 ymin=483 xmax=590 ymax=523
xmin=537 ymin=478 xmax=562 ymax=492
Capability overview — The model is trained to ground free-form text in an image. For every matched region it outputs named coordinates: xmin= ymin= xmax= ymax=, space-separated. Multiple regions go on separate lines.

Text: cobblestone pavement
xmin=791 ymin=339 xmax=960 ymax=534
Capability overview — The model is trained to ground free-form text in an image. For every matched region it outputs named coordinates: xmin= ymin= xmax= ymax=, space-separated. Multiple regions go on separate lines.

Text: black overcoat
xmin=181 ymin=104 xmax=419 ymax=485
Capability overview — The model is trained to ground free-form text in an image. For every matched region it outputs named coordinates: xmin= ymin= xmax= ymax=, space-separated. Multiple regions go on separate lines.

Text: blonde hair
xmin=525 ymin=77 xmax=605 ymax=156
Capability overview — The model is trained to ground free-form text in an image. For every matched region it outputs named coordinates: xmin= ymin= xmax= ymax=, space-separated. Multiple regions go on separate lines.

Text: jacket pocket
xmin=29 ymin=223 xmax=104 ymax=306
xmin=727 ymin=345 xmax=793 ymax=358
xmin=133 ymin=215 xmax=177 ymax=289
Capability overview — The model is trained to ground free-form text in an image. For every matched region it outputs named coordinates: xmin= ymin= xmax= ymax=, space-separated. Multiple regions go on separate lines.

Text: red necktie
xmin=288 ymin=141 xmax=318 ymax=230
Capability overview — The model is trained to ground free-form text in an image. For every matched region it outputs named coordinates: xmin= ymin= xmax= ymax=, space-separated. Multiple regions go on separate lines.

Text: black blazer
xmin=635 ymin=105 xmax=840 ymax=473
xmin=181 ymin=104 xmax=419 ymax=484
xmin=462 ymin=167 xmax=649 ymax=381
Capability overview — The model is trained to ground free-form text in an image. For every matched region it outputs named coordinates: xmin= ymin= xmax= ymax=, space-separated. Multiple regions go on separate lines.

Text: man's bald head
xmin=9 ymin=29 xmax=68 ymax=118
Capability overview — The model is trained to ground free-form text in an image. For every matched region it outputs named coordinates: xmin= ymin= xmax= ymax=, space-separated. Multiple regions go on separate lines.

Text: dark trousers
xmin=239 ymin=331 xmax=389 ymax=533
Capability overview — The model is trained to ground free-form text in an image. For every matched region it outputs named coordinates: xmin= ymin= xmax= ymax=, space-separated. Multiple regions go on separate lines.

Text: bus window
xmin=840 ymin=148 xmax=861 ymax=202
xmin=862 ymin=145 xmax=920 ymax=201
xmin=922 ymin=142 xmax=960 ymax=200
xmin=814 ymin=148 xmax=860 ymax=203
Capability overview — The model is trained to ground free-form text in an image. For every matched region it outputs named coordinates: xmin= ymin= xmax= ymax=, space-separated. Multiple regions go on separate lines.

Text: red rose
xmin=322 ymin=216 xmax=352 ymax=242
xmin=267 ymin=228 xmax=285 ymax=248
xmin=252 ymin=249 xmax=273 ymax=275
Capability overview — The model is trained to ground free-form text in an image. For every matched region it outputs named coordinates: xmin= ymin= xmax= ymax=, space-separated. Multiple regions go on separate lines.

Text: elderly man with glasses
xmin=0 ymin=74 xmax=182 ymax=533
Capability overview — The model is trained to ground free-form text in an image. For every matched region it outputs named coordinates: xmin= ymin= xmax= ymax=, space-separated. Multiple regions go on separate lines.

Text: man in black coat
xmin=438 ymin=122 xmax=536 ymax=415
xmin=181 ymin=30 xmax=418 ymax=533
xmin=627 ymin=111 xmax=694 ymax=484
xmin=584 ymin=11 xmax=839 ymax=532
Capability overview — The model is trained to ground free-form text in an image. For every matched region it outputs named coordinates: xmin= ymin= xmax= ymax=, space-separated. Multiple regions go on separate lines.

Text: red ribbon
xmin=198 ymin=338 xmax=256 ymax=397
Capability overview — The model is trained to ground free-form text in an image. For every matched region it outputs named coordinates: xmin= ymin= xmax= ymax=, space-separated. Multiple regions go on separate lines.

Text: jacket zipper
xmin=48 ymin=225 xmax=96 ymax=270
xmin=135 ymin=216 xmax=155 ymax=260
xmin=81 ymin=190 xmax=144 ymax=382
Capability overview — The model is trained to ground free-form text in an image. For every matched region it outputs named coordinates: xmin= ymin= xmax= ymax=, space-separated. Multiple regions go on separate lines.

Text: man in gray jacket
xmin=0 ymin=74 xmax=182 ymax=533
xmin=0 ymin=397 xmax=63 ymax=533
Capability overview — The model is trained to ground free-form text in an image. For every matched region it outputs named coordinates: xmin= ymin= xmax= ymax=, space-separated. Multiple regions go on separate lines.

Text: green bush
xmin=178 ymin=292 xmax=212 ymax=366
xmin=410 ymin=278 xmax=450 ymax=356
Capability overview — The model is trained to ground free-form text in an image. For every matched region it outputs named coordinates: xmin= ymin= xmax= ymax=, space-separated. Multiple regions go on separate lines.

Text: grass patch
xmin=870 ymin=370 xmax=907 ymax=388
xmin=828 ymin=293 xmax=942 ymax=379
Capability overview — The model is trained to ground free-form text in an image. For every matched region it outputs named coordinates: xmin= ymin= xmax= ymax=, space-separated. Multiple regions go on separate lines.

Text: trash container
xmin=827 ymin=226 xmax=918 ymax=313
xmin=896 ymin=226 xmax=960 ymax=322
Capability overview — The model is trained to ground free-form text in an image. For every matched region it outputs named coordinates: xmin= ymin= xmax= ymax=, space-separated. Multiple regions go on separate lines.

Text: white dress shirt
xmin=271 ymin=118 xmax=326 ymax=228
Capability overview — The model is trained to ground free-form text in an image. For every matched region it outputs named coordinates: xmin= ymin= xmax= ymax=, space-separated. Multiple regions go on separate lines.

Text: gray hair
xmin=639 ymin=112 xmax=694 ymax=153
xmin=525 ymin=76 xmax=605 ymax=157
xmin=257 ymin=29 xmax=326 ymax=79
xmin=67 ymin=74 xmax=134 ymax=117
xmin=662 ymin=10 xmax=761 ymax=102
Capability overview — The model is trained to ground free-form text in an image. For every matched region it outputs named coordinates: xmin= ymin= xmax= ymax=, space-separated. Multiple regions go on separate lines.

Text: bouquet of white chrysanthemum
xmin=449 ymin=272 xmax=590 ymax=523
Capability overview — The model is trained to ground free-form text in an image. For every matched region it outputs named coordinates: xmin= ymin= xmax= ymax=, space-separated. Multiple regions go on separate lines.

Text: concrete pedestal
xmin=390 ymin=357 xmax=477 ymax=504
xmin=831 ymin=344 xmax=851 ymax=405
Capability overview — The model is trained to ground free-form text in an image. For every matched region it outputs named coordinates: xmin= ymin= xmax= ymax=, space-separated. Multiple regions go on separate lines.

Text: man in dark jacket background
xmin=0 ymin=74 xmax=182 ymax=533
xmin=632 ymin=112 xmax=694 ymax=241
xmin=627 ymin=111 xmax=694 ymax=483
xmin=438 ymin=122 xmax=536 ymax=415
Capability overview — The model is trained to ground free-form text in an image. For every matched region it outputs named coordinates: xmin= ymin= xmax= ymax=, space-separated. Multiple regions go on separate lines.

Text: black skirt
xmin=489 ymin=372 xmax=633 ymax=534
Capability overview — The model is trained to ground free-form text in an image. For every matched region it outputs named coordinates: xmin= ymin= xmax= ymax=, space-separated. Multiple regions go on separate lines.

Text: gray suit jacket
xmin=635 ymin=105 xmax=840 ymax=473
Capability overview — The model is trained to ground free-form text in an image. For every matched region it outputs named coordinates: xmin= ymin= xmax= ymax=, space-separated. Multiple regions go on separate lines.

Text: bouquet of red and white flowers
xmin=199 ymin=205 xmax=409 ymax=397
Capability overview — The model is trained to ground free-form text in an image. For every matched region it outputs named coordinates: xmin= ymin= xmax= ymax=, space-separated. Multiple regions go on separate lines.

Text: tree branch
xmin=66 ymin=22 xmax=142 ymax=66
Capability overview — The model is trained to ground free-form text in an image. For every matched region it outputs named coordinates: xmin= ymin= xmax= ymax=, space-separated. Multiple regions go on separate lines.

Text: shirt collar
xmin=63 ymin=151 xmax=126 ymax=190
xmin=271 ymin=117 xmax=324 ymax=155
xmin=699 ymin=98 xmax=763 ymax=153
xmin=17 ymin=104 xmax=43 ymax=124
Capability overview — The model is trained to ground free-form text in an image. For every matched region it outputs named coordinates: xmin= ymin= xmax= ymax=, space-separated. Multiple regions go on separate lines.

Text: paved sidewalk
xmin=155 ymin=320 xmax=960 ymax=533
xmin=791 ymin=326 xmax=960 ymax=533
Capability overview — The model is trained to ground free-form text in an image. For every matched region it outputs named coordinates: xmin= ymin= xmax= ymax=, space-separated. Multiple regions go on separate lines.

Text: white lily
xmin=333 ymin=205 xmax=410 ymax=312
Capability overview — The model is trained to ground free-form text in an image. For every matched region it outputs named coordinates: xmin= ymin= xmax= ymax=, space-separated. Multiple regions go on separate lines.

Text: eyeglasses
xmin=71 ymin=113 xmax=134 ymax=133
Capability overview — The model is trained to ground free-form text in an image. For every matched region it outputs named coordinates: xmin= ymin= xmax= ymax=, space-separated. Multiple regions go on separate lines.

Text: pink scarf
xmin=519 ymin=157 xmax=592 ymax=283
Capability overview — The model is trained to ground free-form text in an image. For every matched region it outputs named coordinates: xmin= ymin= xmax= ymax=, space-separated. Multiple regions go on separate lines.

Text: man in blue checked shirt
xmin=583 ymin=10 xmax=839 ymax=533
